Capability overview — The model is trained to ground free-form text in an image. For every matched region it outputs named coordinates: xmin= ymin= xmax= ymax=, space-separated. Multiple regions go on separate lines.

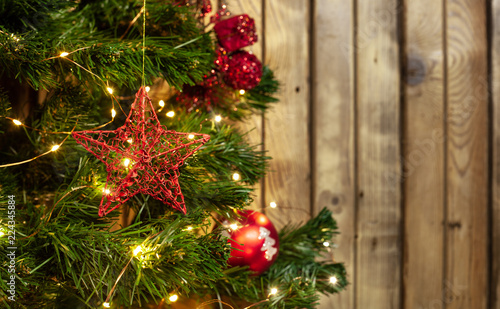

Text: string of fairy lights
xmin=0 ymin=2 xmax=341 ymax=308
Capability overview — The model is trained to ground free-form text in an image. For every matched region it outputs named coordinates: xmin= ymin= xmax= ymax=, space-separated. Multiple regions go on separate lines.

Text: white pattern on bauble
xmin=258 ymin=227 xmax=277 ymax=261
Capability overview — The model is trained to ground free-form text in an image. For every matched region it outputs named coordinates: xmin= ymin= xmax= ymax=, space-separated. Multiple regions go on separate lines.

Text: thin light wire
xmin=0 ymin=124 xmax=74 ymax=168
xmin=142 ymin=0 xmax=147 ymax=86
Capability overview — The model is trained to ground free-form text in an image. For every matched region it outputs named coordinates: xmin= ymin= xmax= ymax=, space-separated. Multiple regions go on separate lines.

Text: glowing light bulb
xmin=123 ymin=158 xmax=131 ymax=167
xmin=127 ymin=138 xmax=133 ymax=144
xmin=188 ymin=134 xmax=194 ymax=139
xmin=168 ymin=294 xmax=178 ymax=302
xmin=12 ymin=119 xmax=22 ymax=126
xmin=229 ymin=224 xmax=239 ymax=230
xmin=51 ymin=145 xmax=60 ymax=152
xmin=270 ymin=288 xmax=278 ymax=295
xmin=323 ymin=241 xmax=330 ymax=247
xmin=103 ymin=189 xmax=110 ymax=195
xmin=60 ymin=52 xmax=69 ymax=57
xmin=106 ymin=87 xmax=114 ymax=94
xmin=186 ymin=226 xmax=193 ymax=231
xmin=111 ymin=109 xmax=116 ymax=118
xmin=159 ymin=100 xmax=165 ymax=107
xmin=329 ymin=276 xmax=338 ymax=284
xmin=215 ymin=115 xmax=222 ymax=122
xmin=0 ymin=231 xmax=4 ymax=237
xmin=239 ymin=89 xmax=246 ymax=95
xmin=270 ymin=201 xmax=277 ymax=208
xmin=232 ymin=173 xmax=240 ymax=181
xmin=103 ymin=302 xmax=111 ymax=308
xmin=166 ymin=111 xmax=175 ymax=117
xmin=133 ymin=245 xmax=143 ymax=256
xmin=145 ymin=86 xmax=151 ymax=92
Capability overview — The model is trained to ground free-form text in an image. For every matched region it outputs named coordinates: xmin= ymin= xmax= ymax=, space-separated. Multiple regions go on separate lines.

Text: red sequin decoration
xmin=224 ymin=51 xmax=262 ymax=90
xmin=214 ymin=14 xmax=258 ymax=52
xmin=72 ymin=87 xmax=210 ymax=217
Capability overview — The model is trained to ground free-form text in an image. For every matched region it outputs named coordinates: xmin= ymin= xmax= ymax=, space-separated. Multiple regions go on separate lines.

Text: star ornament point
xmin=72 ymin=87 xmax=210 ymax=217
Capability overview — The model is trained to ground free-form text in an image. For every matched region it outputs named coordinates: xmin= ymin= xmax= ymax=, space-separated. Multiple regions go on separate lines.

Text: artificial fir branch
xmin=0 ymin=0 xmax=346 ymax=308
xmin=245 ymin=66 xmax=279 ymax=111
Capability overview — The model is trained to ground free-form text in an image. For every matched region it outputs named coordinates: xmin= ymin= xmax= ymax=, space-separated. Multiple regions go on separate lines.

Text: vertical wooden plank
xmin=491 ymin=1 xmax=500 ymax=307
xmin=356 ymin=0 xmax=402 ymax=308
xmin=264 ymin=0 xmax=310 ymax=228
xmin=403 ymin=0 xmax=445 ymax=308
xmin=445 ymin=0 xmax=489 ymax=308
xmin=224 ymin=0 xmax=264 ymax=212
xmin=312 ymin=0 xmax=355 ymax=309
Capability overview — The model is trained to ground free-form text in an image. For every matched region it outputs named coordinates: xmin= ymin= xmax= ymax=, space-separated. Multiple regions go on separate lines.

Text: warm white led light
xmin=323 ymin=241 xmax=330 ymax=247
xmin=51 ymin=145 xmax=60 ymax=152
xmin=188 ymin=134 xmax=195 ymax=139
xmin=107 ymin=87 xmax=114 ymax=94
xmin=232 ymin=173 xmax=240 ymax=181
xmin=329 ymin=276 xmax=338 ymax=284
xmin=60 ymin=52 xmax=69 ymax=57
xmin=166 ymin=111 xmax=175 ymax=118
xmin=123 ymin=158 xmax=131 ymax=167
xmin=111 ymin=109 xmax=116 ymax=118
xmin=229 ymin=224 xmax=238 ymax=230
xmin=12 ymin=119 xmax=22 ymax=126
xmin=270 ymin=201 xmax=277 ymax=208
xmin=103 ymin=189 xmax=110 ymax=195
xmin=239 ymin=89 xmax=246 ymax=95
xmin=215 ymin=115 xmax=222 ymax=122
xmin=133 ymin=245 xmax=143 ymax=256
xmin=159 ymin=100 xmax=165 ymax=107
xmin=168 ymin=294 xmax=178 ymax=302
xmin=102 ymin=302 xmax=111 ymax=308
xmin=0 ymin=231 xmax=4 ymax=237
xmin=127 ymin=138 xmax=133 ymax=144
xmin=186 ymin=226 xmax=193 ymax=231
xmin=145 ymin=86 xmax=151 ymax=92
xmin=270 ymin=288 xmax=278 ymax=295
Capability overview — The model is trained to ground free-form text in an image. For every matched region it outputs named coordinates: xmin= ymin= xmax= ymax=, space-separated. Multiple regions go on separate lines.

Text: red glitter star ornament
xmin=72 ymin=87 xmax=210 ymax=217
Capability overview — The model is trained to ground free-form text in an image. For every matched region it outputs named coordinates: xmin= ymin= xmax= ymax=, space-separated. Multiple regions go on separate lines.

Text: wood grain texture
xmin=225 ymin=0 xmax=264 ymax=212
xmin=445 ymin=1 xmax=489 ymax=308
xmin=491 ymin=1 xmax=500 ymax=307
xmin=264 ymin=0 xmax=311 ymax=229
xmin=356 ymin=0 xmax=402 ymax=308
xmin=403 ymin=1 xmax=446 ymax=308
xmin=312 ymin=1 xmax=355 ymax=308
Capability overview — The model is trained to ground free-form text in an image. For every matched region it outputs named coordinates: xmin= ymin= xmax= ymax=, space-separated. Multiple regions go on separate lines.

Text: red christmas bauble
xmin=223 ymin=51 xmax=262 ymax=90
xmin=224 ymin=210 xmax=279 ymax=275
xmin=214 ymin=14 xmax=258 ymax=52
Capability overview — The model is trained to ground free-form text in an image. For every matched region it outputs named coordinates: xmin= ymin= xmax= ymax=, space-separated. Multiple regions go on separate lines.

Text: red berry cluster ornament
xmin=223 ymin=51 xmax=262 ymax=90
xmin=223 ymin=210 xmax=279 ymax=275
xmin=177 ymin=12 xmax=264 ymax=112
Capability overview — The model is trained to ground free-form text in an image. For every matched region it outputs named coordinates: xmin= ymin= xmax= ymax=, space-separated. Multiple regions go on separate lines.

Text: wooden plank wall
xmin=224 ymin=0 xmax=498 ymax=308
xmin=404 ymin=1 xmax=446 ymax=308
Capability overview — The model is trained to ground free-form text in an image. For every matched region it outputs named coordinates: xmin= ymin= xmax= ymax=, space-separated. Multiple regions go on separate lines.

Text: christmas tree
xmin=0 ymin=1 xmax=347 ymax=308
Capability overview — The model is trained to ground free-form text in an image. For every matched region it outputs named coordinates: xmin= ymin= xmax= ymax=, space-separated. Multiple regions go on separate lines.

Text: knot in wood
xmin=406 ymin=56 xmax=426 ymax=86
